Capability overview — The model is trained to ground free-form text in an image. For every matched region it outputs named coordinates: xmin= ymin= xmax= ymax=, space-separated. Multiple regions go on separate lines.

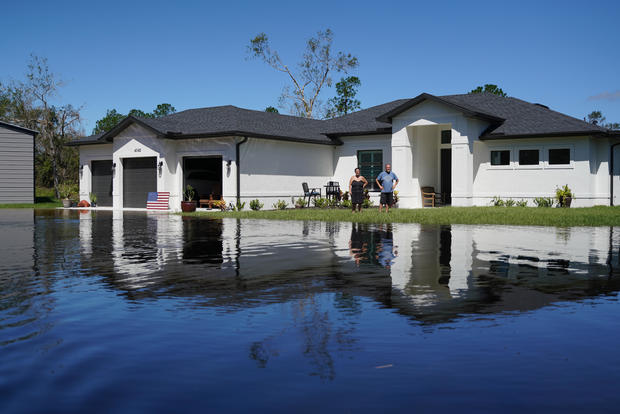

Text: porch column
xmin=391 ymin=124 xmax=417 ymax=208
xmin=451 ymin=126 xmax=473 ymax=206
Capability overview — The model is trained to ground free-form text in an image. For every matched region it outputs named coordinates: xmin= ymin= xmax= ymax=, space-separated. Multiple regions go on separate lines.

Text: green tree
xmin=265 ymin=106 xmax=279 ymax=113
xmin=469 ymin=84 xmax=507 ymax=97
xmin=0 ymin=55 xmax=81 ymax=196
xmin=93 ymin=109 xmax=125 ymax=134
xmin=586 ymin=110 xmax=620 ymax=129
xmin=326 ymin=76 xmax=361 ymax=118
xmin=152 ymin=103 xmax=176 ymax=118
xmin=247 ymin=29 xmax=358 ymax=118
xmin=92 ymin=103 xmax=177 ymax=134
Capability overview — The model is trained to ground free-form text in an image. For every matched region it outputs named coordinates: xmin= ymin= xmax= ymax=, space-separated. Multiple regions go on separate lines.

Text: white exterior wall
xmin=239 ymin=138 xmax=333 ymax=209
xmin=79 ymin=143 xmax=114 ymax=202
xmin=333 ymin=134 xmax=391 ymax=203
xmin=472 ymin=136 xmax=611 ymax=207
xmin=391 ymin=100 xmax=487 ymax=208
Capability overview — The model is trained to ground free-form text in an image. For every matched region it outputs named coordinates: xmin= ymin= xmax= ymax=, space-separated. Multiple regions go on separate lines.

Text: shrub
xmin=505 ymin=198 xmax=516 ymax=207
xmin=555 ymin=184 xmax=574 ymax=207
xmin=249 ymin=199 xmax=263 ymax=211
xmin=327 ymin=198 xmax=339 ymax=208
xmin=515 ymin=199 xmax=528 ymax=207
xmin=491 ymin=196 xmax=505 ymax=206
xmin=234 ymin=200 xmax=246 ymax=211
xmin=341 ymin=191 xmax=350 ymax=201
xmin=213 ymin=199 xmax=227 ymax=210
xmin=294 ymin=197 xmax=306 ymax=208
xmin=393 ymin=190 xmax=400 ymax=204
xmin=273 ymin=199 xmax=288 ymax=210
xmin=313 ymin=197 xmax=328 ymax=208
xmin=534 ymin=197 xmax=554 ymax=208
xmin=362 ymin=198 xmax=374 ymax=209
xmin=58 ymin=183 xmax=78 ymax=199
xmin=341 ymin=199 xmax=352 ymax=209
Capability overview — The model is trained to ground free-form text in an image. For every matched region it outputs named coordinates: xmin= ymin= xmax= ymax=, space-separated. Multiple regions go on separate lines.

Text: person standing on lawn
xmin=349 ymin=168 xmax=368 ymax=213
xmin=376 ymin=164 xmax=399 ymax=212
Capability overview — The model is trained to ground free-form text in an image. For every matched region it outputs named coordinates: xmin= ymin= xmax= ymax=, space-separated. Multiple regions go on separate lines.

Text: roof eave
xmin=165 ymin=130 xmax=339 ymax=145
xmin=480 ymin=131 xmax=614 ymax=140
xmin=375 ymin=93 xmax=505 ymax=124
xmin=0 ymin=121 xmax=38 ymax=136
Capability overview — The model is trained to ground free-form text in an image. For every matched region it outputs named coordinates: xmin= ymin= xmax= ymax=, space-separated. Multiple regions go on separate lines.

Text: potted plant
xmin=181 ymin=185 xmax=197 ymax=212
xmin=295 ymin=197 xmax=305 ymax=208
xmin=555 ymin=184 xmax=574 ymax=207
xmin=59 ymin=183 xmax=73 ymax=208
xmin=89 ymin=192 xmax=98 ymax=207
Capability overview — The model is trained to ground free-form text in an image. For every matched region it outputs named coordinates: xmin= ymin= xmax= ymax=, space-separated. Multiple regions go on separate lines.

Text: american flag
xmin=146 ymin=192 xmax=170 ymax=210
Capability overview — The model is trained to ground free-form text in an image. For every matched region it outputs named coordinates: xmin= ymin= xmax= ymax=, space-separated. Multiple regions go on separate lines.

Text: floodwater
xmin=1 ymin=209 xmax=620 ymax=413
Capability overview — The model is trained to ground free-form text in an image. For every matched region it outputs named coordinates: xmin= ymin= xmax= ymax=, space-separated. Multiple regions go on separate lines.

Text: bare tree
xmin=247 ymin=29 xmax=358 ymax=118
xmin=0 ymin=55 xmax=83 ymax=196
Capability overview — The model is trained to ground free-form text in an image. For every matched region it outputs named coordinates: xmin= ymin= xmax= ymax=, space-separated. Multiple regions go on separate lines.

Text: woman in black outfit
xmin=349 ymin=168 xmax=368 ymax=213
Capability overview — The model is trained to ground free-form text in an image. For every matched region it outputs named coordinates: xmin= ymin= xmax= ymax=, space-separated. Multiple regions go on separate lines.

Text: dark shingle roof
xmin=322 ymin=99 xmax=409 ymax=136
xmin=376 ymin=92 xmax=613 ymax=139
xmin=0 ymin=120 xmax=38 ymax=136
xmin=68 ymin=93 xmax=618 ymax=146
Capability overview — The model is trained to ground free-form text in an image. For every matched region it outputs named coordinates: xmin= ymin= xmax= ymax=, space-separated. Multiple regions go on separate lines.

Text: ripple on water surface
xmin=1 ymin=209 xmax=620 ymax=412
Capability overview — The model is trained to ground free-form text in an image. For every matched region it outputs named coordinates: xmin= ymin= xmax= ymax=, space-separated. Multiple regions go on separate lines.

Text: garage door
xmin=123 ymin=157 xmax=157 ymax=208
xmin=91 ymin=160 xmax=113 ymax=207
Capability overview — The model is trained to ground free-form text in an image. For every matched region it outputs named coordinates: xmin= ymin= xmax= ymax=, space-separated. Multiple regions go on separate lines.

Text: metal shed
xmin=0 ymin=121 xmax=37 ymax=204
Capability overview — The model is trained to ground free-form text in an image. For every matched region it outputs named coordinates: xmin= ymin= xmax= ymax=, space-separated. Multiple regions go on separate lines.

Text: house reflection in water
xmin=76 ymin=212 xmax=620 ymax=323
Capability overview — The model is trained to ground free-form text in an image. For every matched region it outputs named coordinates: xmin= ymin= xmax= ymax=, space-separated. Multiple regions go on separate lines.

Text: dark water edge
xmin=1 ymin=209 xmax=620 ymax=413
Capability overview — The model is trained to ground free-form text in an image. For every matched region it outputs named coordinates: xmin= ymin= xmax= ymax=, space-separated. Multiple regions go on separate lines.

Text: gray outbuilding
xmin=0 ymin=121 xmax=37 ymax=204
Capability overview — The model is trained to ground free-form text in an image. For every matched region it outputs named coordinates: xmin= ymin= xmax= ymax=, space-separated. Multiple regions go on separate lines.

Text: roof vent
xmin=534 ymin=103 xmax=549 ymax=109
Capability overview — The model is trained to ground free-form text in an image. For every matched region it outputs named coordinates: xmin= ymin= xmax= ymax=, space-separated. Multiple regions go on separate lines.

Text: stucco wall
xmin=472 ymin=136 xmax=610 ymax=206
xmin=239 ymin=138 xmax=334 ymax=209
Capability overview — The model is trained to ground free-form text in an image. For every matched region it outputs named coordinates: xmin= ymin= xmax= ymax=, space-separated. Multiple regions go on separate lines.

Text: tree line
xmin=1 ymin=43 xmax=617 ymax=198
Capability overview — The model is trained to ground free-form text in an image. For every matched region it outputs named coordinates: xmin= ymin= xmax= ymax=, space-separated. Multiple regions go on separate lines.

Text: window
xmin=358 ymin=150 xmax=383 ymax=191
xmin=548 ymin=148 xmax=570 ymax=165
xmin=441 ymin=130 xmax=451 ymax=144
xmin=518 ymin=149 xmax=539 ymax=165
xmin=490 ymin=150 xmax=510 ymax=166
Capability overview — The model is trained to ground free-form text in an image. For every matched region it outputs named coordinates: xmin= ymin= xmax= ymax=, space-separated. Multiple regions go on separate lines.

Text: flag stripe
xmin=146 ymin=192 xmax=170 ymax=210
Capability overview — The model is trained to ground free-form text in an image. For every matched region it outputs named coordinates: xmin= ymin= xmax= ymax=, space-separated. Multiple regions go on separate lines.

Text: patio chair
xmin=302 ymin=182 xmax=321 ymax=207
xmin=421 ymin=186 xmax=439 ymax=207
xmin=325 ymin=181 xmax=341 ymax=200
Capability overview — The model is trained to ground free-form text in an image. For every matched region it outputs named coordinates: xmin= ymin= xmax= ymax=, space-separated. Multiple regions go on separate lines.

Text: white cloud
xmin=588 ymin=90 xmax=620 ymax=101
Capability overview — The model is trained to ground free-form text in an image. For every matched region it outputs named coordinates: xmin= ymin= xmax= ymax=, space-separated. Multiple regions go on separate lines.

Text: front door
xmin=440 ymin=148 xmax=451 ymax=205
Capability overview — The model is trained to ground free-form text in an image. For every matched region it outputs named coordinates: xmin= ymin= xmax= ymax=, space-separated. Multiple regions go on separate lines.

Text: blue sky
xmin=2 ymin=0 xmax=619 ymax=134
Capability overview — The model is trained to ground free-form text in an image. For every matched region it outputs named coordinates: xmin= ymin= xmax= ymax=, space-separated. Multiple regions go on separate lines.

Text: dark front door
xmin=440 ymin=148 xmax=451 ymax=205
xmin=91 ymin=160 xmax=113 ymax=206
xmin=123 ymin=157 xmax=157 ymax=208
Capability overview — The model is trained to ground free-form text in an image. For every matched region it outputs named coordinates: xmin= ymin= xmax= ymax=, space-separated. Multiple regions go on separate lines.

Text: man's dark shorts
xmin=380 ymin=192 xmax=394 ymax=205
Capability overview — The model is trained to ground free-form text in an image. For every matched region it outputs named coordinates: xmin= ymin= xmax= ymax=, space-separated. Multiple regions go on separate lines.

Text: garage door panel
xmin=123 ymin=157 xmax=156 ymax=208
xmin=91 ymin=160 xmax=113 ymax=207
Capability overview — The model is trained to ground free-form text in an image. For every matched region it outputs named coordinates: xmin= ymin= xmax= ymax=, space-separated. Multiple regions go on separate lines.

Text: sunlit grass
xmin=0 ymin=187 xmax=62 ymax=209
xmin=182 ymin=206 xmax=620 ymax=227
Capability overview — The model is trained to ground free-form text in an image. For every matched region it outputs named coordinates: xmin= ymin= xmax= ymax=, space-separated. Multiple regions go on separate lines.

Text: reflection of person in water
xmin=349 ymin=223 xmax=369 ymax=266
xmin=375 ymin=224 xmax=397 ymax=269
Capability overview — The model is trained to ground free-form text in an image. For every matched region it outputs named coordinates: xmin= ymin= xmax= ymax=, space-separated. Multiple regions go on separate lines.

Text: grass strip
xmin=181 ymin=206 xmax=620 ymax=227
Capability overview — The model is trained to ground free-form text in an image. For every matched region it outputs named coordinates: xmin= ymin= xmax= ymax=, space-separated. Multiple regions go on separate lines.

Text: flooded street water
xmin=1 ymin=209 xmax=620 ymax=412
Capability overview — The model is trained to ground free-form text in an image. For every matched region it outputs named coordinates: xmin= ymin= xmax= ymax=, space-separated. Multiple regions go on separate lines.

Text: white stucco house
xmin=69 ymin=92 xmax=620 ymax=210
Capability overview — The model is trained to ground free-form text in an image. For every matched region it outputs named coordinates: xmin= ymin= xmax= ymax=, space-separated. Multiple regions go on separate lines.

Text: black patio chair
xmin=325 ymin=181 xmax=341 ymax=200
xmin=302 ymin=182 xmax=321 ymax=207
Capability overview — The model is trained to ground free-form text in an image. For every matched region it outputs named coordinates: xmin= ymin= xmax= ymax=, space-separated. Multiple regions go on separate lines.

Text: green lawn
xmin=0 ymin=187 xmax=62 ymax=209
xmin=182 ymin=206 xmax=620 ymax=227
